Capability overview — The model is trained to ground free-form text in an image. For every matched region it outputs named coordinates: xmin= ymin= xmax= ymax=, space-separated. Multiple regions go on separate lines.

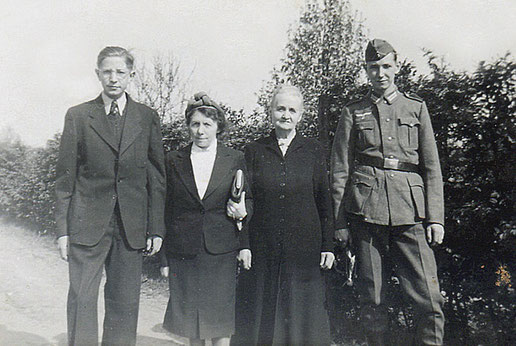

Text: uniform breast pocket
xmin=356 ymin=120 xmax=377 ymax=149
xmin=398 ymin=117 xmax=420 ymax=149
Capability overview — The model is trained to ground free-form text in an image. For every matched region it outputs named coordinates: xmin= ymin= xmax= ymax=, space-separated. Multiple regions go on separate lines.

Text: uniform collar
xmin=369 ymin=86 xmax=399 ymax=105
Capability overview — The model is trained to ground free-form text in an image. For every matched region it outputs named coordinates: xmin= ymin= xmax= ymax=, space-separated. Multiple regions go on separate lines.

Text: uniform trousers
xmin=351 ymin=220 xmax=444 ymax=345
xmin=67 ymin=206 xmax=143 ymax=346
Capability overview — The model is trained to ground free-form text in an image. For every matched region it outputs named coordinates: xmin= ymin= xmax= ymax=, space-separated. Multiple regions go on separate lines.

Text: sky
xmin=0 ymin=0 xmax=514 ymax=147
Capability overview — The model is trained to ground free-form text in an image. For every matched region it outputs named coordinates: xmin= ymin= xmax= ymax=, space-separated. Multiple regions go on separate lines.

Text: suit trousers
xmin=350 ymin=220 xmax=444 ymax=345
xmin=67 ymin=206 xmax=143 ymax=346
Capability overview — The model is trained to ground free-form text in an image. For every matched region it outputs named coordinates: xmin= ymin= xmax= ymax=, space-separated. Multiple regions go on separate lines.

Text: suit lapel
xmin=202 ymin=145 xmax=232 ymax=201
xmin=284 ymin=133 xmax=305 ymax=157
xmin=173 ymin=145 xmax=203 ymax=205
xmin=88 ymin=95 xmax=119 ymax=151
xmin=264 ymin=133 xmax=284 ymax=158
xmin=120 ymin=95 xmax=143 ymax=155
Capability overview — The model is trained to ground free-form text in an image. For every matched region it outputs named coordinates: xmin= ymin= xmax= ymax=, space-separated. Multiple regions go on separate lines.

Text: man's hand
xmin=160 ymin=266 xmax=169 ymax=278
xmin=320 ymin=252 xmax=336 ymax=269
xmin=237 ymin=249 xmax=252 ymax=270
xmin=426 ymin=223 xmax=445 ymax=245
xmin=57 ymin=235 xmax=69 ymax=261
xmin=335 ymin=228 xmax=351 ymax=247
xmin=146 ymin=236 xmax=163 ymax=256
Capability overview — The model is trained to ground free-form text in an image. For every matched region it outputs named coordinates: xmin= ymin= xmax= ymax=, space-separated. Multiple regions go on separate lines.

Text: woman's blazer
xmin=163 ymin=143 xmax=253 ymax=255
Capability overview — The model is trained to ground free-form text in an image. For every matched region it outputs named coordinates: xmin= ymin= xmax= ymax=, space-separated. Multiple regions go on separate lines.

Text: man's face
xmin=96 ymin=56 xmax=133 ymax=99
xmin=365 ymin=53 xmax=399 ymax=94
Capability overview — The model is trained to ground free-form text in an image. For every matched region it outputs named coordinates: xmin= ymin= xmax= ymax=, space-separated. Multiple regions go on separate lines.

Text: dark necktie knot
xmin=109 ymin=100 xmax=120 ymax=117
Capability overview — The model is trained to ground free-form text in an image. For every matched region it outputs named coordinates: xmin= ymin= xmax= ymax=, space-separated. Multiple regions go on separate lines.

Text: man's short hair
xmin=97 ymin=46 xmax=134 ymax=70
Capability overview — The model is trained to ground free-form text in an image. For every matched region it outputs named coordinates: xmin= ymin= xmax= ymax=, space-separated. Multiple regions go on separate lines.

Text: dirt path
xmin=0 ymin=220 xmax=186 ymax=345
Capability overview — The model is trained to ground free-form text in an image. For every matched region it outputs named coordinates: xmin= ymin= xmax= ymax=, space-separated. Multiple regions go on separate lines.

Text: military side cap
xmin=365 ymin=39 xmax=396 ymax=62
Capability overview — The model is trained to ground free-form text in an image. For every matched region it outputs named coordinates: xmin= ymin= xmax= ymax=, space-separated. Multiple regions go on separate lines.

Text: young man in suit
xmin=331 ymin=39 xmax=445 ymax=345
xmin=55 ymin=46 xmax=166 ymax=345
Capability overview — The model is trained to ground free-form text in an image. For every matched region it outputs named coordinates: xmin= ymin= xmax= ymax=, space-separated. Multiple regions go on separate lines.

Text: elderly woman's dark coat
xmin=233 ymin=133 xmax=334 ymax=345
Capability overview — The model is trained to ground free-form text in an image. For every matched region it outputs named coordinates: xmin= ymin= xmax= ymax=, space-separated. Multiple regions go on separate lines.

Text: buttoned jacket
xmin=245 ymin=134 xmax=334 ymax=265
xmin=55 ymin=94 xmax=166 ymax=249
xmin=330 ymin=90 xmax=444 ymax=228
xmin=163 ymin=144 xmax=252 ymax=255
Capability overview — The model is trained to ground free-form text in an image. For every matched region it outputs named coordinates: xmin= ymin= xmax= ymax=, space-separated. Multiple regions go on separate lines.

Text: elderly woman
xmin=161 ymin=92 xmax=252 ymax=346
xmin=232 ymin=85 xmax=335 ymax=345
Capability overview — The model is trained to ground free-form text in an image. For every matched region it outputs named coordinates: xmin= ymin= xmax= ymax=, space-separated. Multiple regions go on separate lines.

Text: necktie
xmin=109 ymin=100 xmax=120 ymax=117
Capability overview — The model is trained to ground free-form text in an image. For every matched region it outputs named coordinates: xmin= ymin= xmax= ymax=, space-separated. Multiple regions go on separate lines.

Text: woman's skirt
xmin=163 ymin=246 xmax=237 ymax=340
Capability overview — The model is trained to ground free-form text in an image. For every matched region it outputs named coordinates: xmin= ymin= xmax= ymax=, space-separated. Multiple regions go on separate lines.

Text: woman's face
xmin=188 ymin=111 xmax=218 ymax=148
xmin=270 ymin=93 xmax=303 ymax=133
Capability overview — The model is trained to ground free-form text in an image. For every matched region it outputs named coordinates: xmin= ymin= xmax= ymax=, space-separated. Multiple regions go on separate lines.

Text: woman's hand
xmin=237 ymin=249 xmax=252 ymax=270
xmin=160 ymin=266 xmax=170 ymax=278
xmin=227 ymin=191 xmax=247 ymax=220
xmin=320 ymin=252 xmax=335 ymax=270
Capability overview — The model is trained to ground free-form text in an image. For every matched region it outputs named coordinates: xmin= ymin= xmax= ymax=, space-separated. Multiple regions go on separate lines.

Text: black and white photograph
xmin=0 ymin=0 xmax=514 ymax=345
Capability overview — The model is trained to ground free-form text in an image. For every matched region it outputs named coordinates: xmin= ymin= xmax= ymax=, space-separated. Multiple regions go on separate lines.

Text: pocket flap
xmin=399 ymin=117 xmax=420 ymax=127
xmin=352 ymin=171 xmax=375 ymax=187
xmin=407 ymin=173 xmax=424 ymax=187
xmin=356 ymin=120 xmax=375 ymax=130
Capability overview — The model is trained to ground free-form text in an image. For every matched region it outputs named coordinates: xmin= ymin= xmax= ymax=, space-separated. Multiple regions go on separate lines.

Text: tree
xmin=257 ymin=0 xmax=368 ymax=149
xmin=131 ymin=53 xmax=191 ymax=122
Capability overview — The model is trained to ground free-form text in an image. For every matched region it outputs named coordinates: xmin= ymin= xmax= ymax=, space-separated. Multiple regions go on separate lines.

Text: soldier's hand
xmin=320 ymin=252 xmax=336 ymax=269
xmin=57 ymin=235 xmax=69 ymax=261
xmin=426 ymin=223 xmax=445 ymax=245
xmin=335 ymin=228 xmax=351 ymax=247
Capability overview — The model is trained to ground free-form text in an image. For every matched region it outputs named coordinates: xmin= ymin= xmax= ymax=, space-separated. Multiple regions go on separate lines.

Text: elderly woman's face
xmin=188 ymin=111 xmax=218 ymax=148
xmin=270 ymin=93 xmax=303 ymax=133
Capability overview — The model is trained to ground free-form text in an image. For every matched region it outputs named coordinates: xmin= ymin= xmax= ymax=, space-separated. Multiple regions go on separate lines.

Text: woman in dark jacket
xmin=161 ymin=92 xmax=252 ymax=346
xmin=233 ymin=85 xmax=335 ymax=345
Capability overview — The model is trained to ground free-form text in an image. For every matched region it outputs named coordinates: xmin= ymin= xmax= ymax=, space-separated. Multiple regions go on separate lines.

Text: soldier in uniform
xmin=330 ymin=39 xmax=445 ymax=345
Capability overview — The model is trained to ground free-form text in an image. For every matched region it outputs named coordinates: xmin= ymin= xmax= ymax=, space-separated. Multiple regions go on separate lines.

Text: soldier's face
xmin=366 ymin=53 xmax=399 ymax=94
xmin=96 ymin=56 xmax=134 ymax=99
xmin=270 ymin=93 xmax=304 ymax=134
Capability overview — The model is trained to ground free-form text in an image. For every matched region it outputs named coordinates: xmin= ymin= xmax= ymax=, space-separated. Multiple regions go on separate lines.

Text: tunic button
xmin=279 ymin=195 xmax=285 ymax=199
xmin=386 ymin=118 xmax=391 ymax=122
xmin=390 ymin=173 xmax=394 ymax=177
xmin=388 ymin=155 xmax=394 ymax=159
xmin=388 ymin=136 xmax=393 ymax=141
xmin=280 ymin=182 xmax=286 ymax=187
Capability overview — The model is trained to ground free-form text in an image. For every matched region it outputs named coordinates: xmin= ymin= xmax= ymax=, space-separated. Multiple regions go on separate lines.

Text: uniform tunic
xmin=331 ymin=88 xmax=444 ymax=227
xmin=233 ymin=133 xmax=333 ymax=345
xmin=331 ymin=88 xmax=445 ymax=345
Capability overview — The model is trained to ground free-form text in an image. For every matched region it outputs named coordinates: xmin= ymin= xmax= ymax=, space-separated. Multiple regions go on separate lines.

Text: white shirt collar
xmin=101 ymin=92 xmax=127 ymax=116
xmin=277 ymin=130 xmax=296 ymax=147
xmin=191 ymin=140 xmax=218 ymax=154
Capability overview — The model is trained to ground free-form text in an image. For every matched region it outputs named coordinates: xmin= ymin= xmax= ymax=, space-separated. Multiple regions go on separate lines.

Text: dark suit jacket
xmin=245 ymin=133 xmax=334 ymax=265
xmin=163 ymin=143 xmax=252 ymax=255
xmin=55 ymin=94 xmax=166 ymax=249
